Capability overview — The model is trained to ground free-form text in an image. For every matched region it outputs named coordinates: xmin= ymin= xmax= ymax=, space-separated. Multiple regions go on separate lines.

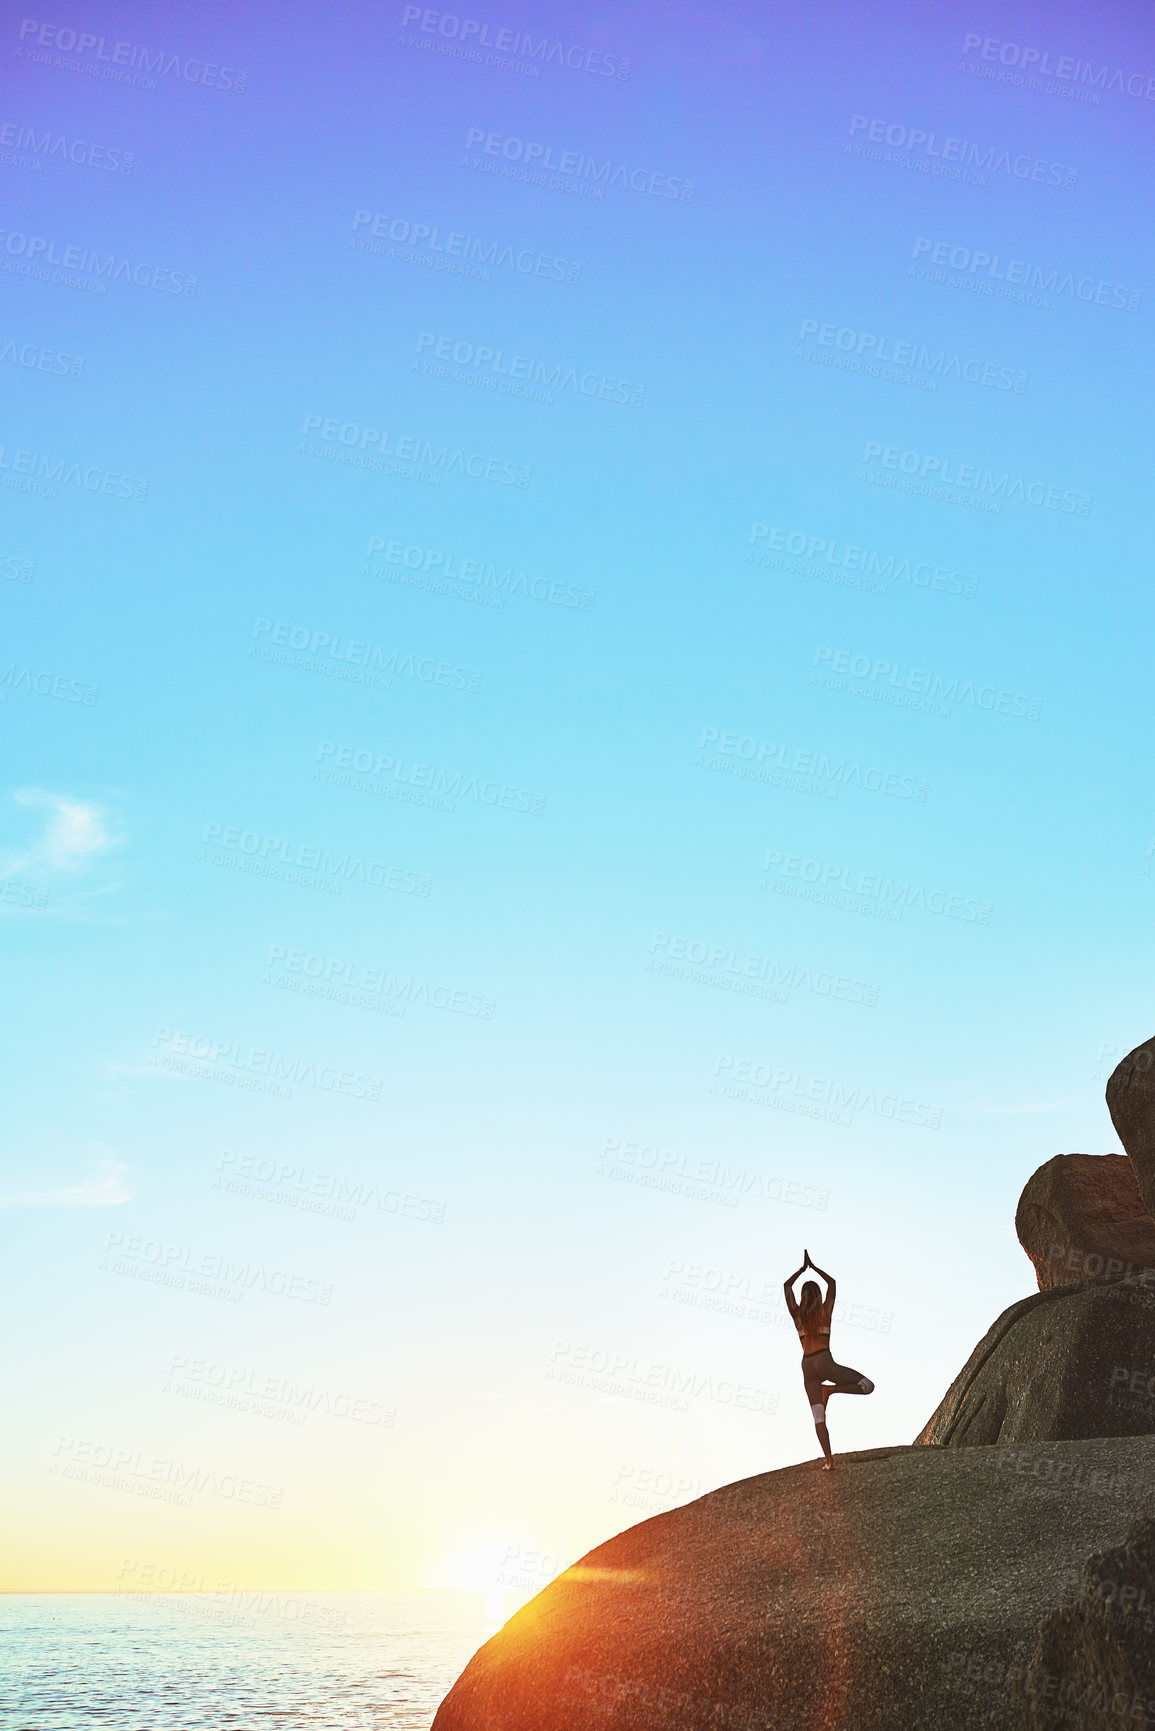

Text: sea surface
xmin=0 ymin=1590 xmax=498 ymax=1728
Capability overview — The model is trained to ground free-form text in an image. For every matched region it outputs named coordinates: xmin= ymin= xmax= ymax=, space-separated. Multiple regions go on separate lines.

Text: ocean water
xmin=0 ymin=1591 xmax=497 ymax=1729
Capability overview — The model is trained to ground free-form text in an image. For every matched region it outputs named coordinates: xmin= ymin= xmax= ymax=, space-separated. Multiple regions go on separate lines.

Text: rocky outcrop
xmin=914 ymin=1280 xmax=1155 ymax=1446
xmin=918 ymin=1036 xmax=1155 ymax=1445
xmin=433 ymin=1437 xmax=1155 ymax=1731
xmin=1108 ymin=1037 xmax=1155 ymax=1225
xmin=1020 ymin=1518 xmax=1155 ymax=1729
xmin=433 ymin=1039 xmax=1155 ymax=1730
xmin=1015 ymin=1153 xmax=1155 ymax=1290
xmin=436 ymin=1038 xmax=1155 ymax=1731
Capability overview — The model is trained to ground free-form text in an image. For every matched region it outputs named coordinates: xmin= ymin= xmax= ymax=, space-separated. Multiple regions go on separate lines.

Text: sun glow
xmin=436 ymin=1536 xmax=522 ymax=1627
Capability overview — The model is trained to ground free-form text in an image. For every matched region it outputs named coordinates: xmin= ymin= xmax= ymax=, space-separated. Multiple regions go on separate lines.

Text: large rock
xmin=915 ymin=1280 xmax=1155 ymax=1446
xmin=1015 ymin=1154 xmax=1155 ymax=1290
xmin=433 ymin=1437 xmax=1155 ymax=1731
xmin=1020 ymin=1517 xmax=1155 ymax=1729
xmin=434 ymin=1049 xmax=1155 ymax=1729
xmin=1107 ymin=1037 xmax=1155 ymax=1226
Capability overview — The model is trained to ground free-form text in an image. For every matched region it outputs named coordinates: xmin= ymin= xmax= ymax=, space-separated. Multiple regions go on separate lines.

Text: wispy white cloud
xmin=4 ymin=788 xmax=120 ymax=877
xmin=0 ymin=790 xmax=124 ymax=920
xmin=0 ymin=1158 xmax=133 ymax=1207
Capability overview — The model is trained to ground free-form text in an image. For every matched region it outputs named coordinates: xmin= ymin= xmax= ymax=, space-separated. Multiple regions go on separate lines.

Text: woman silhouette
xmin=783 ymin=1250 xmax=874 ymax=1469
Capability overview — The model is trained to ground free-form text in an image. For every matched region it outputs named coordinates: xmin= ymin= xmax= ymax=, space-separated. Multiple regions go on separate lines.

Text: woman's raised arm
xmin=806 ymin=1256 xmax=836 ymax=1307
xmin=782 ymin=1259 xmax=807 ymax=1314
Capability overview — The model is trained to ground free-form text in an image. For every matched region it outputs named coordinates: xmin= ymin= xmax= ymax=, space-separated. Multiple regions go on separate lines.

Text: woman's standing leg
xmin=803 ymin=1365 xmax=834 ymax=1468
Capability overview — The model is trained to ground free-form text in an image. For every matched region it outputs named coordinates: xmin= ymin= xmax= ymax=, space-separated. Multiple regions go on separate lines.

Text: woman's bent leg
xmin=823 ymin=1358 xmax=874 ymax=1395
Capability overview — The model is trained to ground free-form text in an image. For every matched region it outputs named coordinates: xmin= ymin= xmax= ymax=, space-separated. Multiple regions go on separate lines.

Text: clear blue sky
xmin=3 ymin=0 xmax=1154 ymax=1593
